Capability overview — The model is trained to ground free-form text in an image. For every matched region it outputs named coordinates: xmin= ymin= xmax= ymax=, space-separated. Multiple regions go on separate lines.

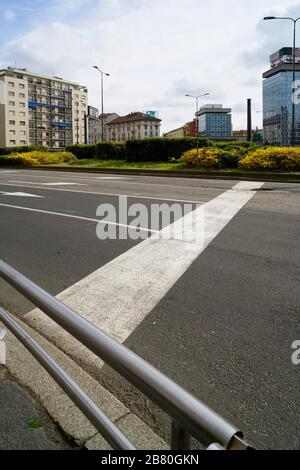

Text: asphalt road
xmin=0 ymin=366 xmax=70 ymax=450
xmin=0 ymin=168 xmax=299 ymax=450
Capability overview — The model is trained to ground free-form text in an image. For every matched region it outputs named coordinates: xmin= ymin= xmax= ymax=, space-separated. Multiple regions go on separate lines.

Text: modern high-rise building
xmin=196 ymin=104 xmax=232 ymax=139
xmin=0 ymin=67 xmax=88 ymax=148
xmin=263 ymin=49 xmax=300 ymax=146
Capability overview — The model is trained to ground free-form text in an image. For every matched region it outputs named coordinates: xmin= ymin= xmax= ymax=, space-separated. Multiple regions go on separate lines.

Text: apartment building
xmin=0 ymin=67 xmax=88 ymax=148
xmin=106 ymin=112 xmax=161 ymax=141
xmin=87 ymin=108 xmax=119 ymax=143
xmin=87 ymin=106 xmax=101 ymax=144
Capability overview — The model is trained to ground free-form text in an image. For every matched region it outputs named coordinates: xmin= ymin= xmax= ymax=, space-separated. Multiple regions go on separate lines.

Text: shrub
xmin=125 ymin=137 xmax=210 ymax=162
xmin=179 ymin=148 xmax=222 ymax=168
xmin=96 ymin=142 xmax=126 ymax=160
xmin=239 ymin=147 xmax=300 ymax=171
xmin=66 ymin=144 xmax=96 ymax=159
xmin=0 ymin=146 xmax=47 ymax=156
xmin=215 ymin=141 xmax=257 ymax=150
xmin=0 ymin=151 xmax=76 ymax=166
xmin=219 ymin=150 xmax=241 ymax=168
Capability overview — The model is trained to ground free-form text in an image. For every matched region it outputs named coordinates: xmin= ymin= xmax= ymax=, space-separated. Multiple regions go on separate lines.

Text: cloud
xmin=1 ymin=0 xmax=299 ymax=132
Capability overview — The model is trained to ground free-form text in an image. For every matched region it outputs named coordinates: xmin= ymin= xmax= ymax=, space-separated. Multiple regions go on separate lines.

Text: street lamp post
xmin=264 ymin=16 xmax=300 ymax=146
xmin=185 ymin=93 xmax=210 ymax=156
xmin=93 ymin=66 xmax=110 ymax=142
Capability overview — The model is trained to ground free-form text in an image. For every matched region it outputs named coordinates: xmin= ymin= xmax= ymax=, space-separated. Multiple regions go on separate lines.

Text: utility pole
xmin=93 ymin=66 xmax=110 ymax=141
xmin=185 ymin=93 xmax=210 ymax=156
xmin=247 ymin=99 xmax=252 ymax=142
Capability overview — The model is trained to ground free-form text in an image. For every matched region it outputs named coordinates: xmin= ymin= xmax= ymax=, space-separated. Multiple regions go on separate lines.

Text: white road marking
xmin=0 ymin=182 xmax=205 ymax=204
xmin=42 ymin=182 xmax=85 ymax=186
xmin=0 ymin=203 xmax=157 ymax=233
xmin=8 ymin=180 xmax=84 ymax=186
xmin=25 ymin=181 xmax=264 ymax=369
xmin=0 ymin=191 xmax=43 ymax=198
xmin=96 ymin=176 xmax=127 ymax=180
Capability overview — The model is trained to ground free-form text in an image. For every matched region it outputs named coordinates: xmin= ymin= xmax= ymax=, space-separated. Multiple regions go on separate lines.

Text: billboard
xmin=270 ymin=48 xmax=300 ymax=66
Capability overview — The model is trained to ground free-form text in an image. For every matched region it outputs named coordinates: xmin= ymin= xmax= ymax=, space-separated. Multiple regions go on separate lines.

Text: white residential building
xmin=0 ymin=67 xmax=88 ymax=148
xmin=106 ymin=112 xmax=161 ymax=141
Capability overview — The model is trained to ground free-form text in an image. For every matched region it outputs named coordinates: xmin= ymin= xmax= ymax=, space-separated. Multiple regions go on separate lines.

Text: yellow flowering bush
xmin=179 ymin=148 xmax=222 ymax=168
xmin=6 ymin=151 xmax=76 ymax=166
xmin=239 ymin=147 xmax=300 ymax=171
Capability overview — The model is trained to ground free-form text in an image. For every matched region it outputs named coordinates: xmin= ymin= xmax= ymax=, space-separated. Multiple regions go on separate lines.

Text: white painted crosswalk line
xmin=25 ymin=181 xmax=264 ymax=370
xmin=0 ymin=191 xmax=43 ymax=198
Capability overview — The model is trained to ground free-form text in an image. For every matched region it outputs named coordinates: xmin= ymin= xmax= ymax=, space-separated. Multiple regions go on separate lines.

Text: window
xmin=19 ymin=83 xmax=25 ymax=89
xmin=8 ymin=82 xmax=14 ymax=87
xmin=8 ymin=91 xmax=15 ymax=97
xmin=19 ymin=131 xmax=26 ymax=136
xmin=19 ymin=102 xmax=26 ymax=108
xmin=19 ymin=93 xmax=25 ymax=99
xmin=20 ymin=140 xmax=26 ymax=145
xmin=9 ymin=120 xmax=15 ymax=125
xmin=9 ymin=130 xmax=16 ymax=135
xmin=9 ymin=140 xmax=16 ymax=145
xmin=9 ymin=110 xmax=15 ymax=116
xmin=8 ymin=101 xmax=15 ymax=106
xmin=20 ymin=121 xmax=26 ymax=126
xmin=20 ymin=112 xmax=26 ymax=117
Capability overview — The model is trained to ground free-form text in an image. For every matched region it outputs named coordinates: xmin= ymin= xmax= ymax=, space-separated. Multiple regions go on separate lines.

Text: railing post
xmin=171 ymin=421 xmax=191 ymax=450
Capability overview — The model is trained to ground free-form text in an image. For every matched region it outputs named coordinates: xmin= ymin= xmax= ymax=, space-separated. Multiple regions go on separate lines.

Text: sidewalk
xmin=0 ymin=365 xmax=71 ymax=450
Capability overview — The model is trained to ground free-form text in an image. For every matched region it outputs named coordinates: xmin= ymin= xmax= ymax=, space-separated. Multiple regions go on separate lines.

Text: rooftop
xmin=107 ymin=112 xmax=161 ymax=125
xmin=263 ymin=63 xmax=300 ymax=79
xmin=196 ymin=104 xmax=231 ymax=116
xmin=0 ymin=67 xmax=87 ymax=90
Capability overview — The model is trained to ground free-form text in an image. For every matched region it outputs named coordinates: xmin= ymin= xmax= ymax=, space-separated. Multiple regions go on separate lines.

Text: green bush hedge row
xmin=0 ymin=145 xmax=47 ymax=156
xmin=67 ymin=138 xmax=210 ymax=162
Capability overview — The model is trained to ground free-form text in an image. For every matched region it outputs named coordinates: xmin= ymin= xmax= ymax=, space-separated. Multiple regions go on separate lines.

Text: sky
xmin=0 ymin=0 xmax=300 ymax=133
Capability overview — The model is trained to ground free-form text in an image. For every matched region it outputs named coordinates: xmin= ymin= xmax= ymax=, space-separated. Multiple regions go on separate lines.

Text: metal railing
xmin=0 ymin=259 xmax=251 ymax=450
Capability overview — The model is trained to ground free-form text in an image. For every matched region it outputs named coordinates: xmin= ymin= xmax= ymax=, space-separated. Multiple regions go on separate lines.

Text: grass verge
xmin=49 ymin=159 xmax=300 ymax=175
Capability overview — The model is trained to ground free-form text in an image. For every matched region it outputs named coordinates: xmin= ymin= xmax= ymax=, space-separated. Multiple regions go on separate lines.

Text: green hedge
xmin=66 ymin=144 xmax=96 ymax=159
xmin=96 ymin=142 xmax=126 ymax=160
xmin=0 ymin=146 xmax=47 ymax=156
xmin=125 ymin=137 xmax=210 ymax=162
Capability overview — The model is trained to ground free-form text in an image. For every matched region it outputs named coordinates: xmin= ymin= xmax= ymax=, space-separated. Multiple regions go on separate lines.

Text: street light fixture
xmin=93 ymin=66 xmax=110 ymax=142
xmin=263 ymin=16 xmax=300 ymax=146
xmin=185 ymin=93 xmax=210 ymax=156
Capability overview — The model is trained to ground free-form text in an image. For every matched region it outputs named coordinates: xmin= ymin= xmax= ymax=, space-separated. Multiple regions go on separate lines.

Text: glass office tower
xmin=263 ymin=60 xmax=300 ymax=146
xmin=197 ymin=104 xmax=232 ymax=138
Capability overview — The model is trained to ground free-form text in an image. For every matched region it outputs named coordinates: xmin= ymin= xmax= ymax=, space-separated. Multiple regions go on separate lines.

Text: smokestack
xmin=247 ymin=99 xmax=252 ymax=142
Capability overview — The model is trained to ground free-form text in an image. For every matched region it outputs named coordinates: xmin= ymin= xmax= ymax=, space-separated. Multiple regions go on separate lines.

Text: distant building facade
xmin=196 ymin=104 xmax=232 ymax=138
xmin=263 ymin=48 xmax=300 ymax=146
xmin=164 ymin=126 xmax=184 ymax=138
xmin=87 ymin=108 xmax=118 ymax=143
xmin=164 ymin=120 xmax=196 ymax=139
xmin=0 ymin=67 xmax=88 ymax=148
xmin=87 ymin=106 xmax=100 ymax=144
xmin=106 ymin=112 xmax=161 ymax=141
xmin=98 ymin=113 xmax=119 ymax=141
xmin=183 ymin=120 xmax=196 ymax=137
xmin=233 ymin=129 xmax=263 ymax=142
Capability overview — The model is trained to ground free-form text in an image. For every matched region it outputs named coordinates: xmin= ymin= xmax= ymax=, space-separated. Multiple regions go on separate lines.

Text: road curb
xmin=0 ymin=315 xmax=167 ymax=450
xmin=1 ymin=165 xmax=300 ymax=183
